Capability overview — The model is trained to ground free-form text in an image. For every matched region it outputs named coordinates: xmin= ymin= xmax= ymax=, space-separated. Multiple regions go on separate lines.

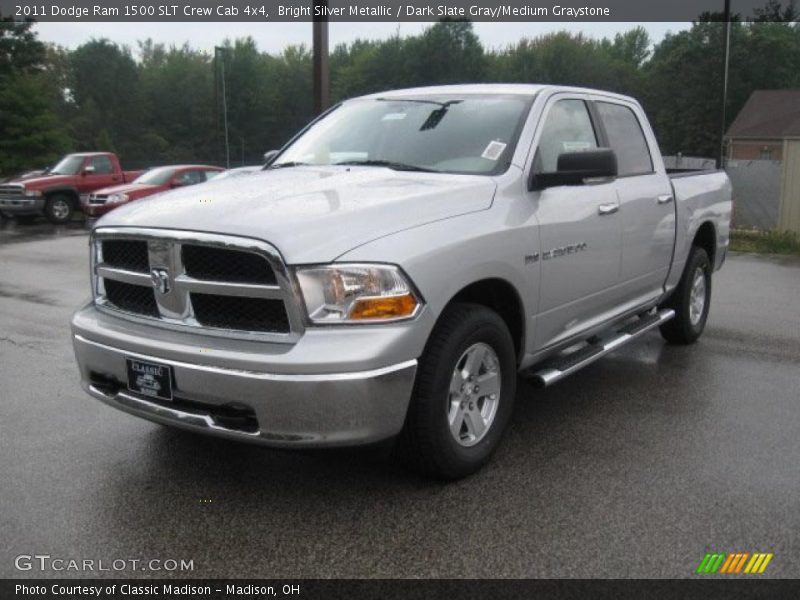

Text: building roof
xmin=726 ymin=90 xmax=800 ymax=139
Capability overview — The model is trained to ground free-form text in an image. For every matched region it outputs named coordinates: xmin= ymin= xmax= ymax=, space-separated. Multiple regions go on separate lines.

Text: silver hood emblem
xmin=150 ymin=268 xmax=171 ymax=295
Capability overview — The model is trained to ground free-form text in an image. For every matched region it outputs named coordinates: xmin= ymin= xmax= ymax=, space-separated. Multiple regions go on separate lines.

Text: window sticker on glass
xmin=481 ymin=140 xmax=507 ymax=161
xmin=382 ymin=113 xmax=407 ymax=121
xmin=562 ymin=141 xmax=592 ymax=152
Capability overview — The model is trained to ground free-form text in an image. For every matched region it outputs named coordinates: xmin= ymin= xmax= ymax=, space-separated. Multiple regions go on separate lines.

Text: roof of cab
xmin=355 ymin=83 xmax=636 ymax=104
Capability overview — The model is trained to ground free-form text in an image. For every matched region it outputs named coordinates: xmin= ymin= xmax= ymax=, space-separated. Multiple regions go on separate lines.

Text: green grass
xmin=729 ymin=229 xmax=800 ymax=255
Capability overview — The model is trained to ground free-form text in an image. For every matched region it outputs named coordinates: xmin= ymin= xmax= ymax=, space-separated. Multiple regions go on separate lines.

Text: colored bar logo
xmin=696 ymin=552 xmax=773 ymax=574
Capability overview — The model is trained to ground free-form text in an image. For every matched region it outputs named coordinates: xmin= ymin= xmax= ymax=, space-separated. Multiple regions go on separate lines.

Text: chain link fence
xmin=724 ymin=159 xmax=783 ymax=231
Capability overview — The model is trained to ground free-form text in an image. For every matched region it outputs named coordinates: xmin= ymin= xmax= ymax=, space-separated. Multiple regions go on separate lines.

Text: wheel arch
xmin=43 ymin=186 xmax=80 ymax=206
xmin=443 ymin=278 xmax=526 ymax=366
xmin=693 ymin=220 xmax=717 ymax=266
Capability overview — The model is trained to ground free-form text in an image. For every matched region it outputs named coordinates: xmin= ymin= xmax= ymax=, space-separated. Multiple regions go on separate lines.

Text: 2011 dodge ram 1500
xmin=71 ymin=84 xmax=732 ymax=479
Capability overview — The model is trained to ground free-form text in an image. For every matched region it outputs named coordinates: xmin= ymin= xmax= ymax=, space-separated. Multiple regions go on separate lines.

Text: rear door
xmin=592 ymin=100 xmax=675 ymax=302
xmin=527 ymin=95 xmax=624 ymax=350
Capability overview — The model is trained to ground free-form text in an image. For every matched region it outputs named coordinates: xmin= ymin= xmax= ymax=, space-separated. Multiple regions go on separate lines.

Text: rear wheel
xmin=396 ymin=303 xmax=517 ymax=480
xmin=44 ymin=194 xmax=74 ymax=224
xmin=660 ymin=246 xmax=712 ymax=344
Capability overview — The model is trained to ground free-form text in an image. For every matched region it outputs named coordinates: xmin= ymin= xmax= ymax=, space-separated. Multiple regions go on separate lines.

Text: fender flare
xmin=42 ymin=185 xmax=81 ymax=205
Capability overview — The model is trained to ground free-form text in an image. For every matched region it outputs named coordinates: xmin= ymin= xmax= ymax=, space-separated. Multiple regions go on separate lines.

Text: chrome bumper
xmin=72 ymin=333 xmax=417 ymax=447
xmin=0 ymin=197 xmax=44 ymax=214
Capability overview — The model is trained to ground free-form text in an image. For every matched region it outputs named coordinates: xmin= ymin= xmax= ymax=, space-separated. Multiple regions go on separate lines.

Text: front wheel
xmin=396 ymin=303 xmax=517 ymax=480
xmin=44 ymin=194 xmax=74 ymax=224
xmin=660 ymin=246 xmax=712 ymax=344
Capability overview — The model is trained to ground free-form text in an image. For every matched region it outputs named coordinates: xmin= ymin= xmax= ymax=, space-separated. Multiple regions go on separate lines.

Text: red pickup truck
xmin=0 ymin=152 xmax=144 ymax=223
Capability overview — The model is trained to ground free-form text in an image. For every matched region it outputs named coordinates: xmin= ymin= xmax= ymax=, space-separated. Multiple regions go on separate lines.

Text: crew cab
xmin=82 ymin=165 xmax=224 ymax=217
xmin=0 ymin=152 xmax=144 ymax=223
xmin=71 ymin=85 xmax=731 ymax=479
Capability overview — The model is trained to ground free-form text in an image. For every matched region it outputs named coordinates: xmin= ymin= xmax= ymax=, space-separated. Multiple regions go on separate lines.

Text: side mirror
xmin=82 ymin=165 xmax=96 ymax=176
xmin=529 ymin=148 xmax=617 ymax=191
xmin=263 ymin=150 xmax=279 ymax=165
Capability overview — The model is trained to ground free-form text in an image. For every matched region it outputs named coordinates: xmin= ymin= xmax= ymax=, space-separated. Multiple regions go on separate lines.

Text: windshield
xmin=133 ymin=167 xmax=178 ymax=185
xmin=273 ymin=95 xmax=533 ymax=175
xmin=50 ymin=155 xmax=85 ymax=175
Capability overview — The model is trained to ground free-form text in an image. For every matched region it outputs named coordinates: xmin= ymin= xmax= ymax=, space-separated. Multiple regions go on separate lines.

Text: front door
xmin=527 ymin=97 xmax=623 ymax=350
xmin=76 ymin=155 xmax=119 ymax=196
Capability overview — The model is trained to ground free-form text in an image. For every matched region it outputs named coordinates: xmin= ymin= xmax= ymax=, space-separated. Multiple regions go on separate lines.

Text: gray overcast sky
xmin=34 ymin=22 xmax=690 ymax=55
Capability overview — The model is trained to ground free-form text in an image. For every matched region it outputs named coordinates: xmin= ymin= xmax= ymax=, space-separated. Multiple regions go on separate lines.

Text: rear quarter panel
xmin=667 ymin=171 xmax=732 ymax=290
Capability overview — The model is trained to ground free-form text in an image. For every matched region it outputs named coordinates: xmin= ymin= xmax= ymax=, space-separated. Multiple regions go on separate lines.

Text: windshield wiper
xmin=335 ymin=160 xmax=438 ymax=173
xmin=376 ymin=98 xmax=462 ymax=109
xmin=267 ymin=161 xmax=310 ymax=169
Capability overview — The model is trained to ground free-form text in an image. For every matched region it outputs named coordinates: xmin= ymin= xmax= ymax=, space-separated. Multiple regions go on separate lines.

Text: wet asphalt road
xmin=1 ymin=219 xmax=799 ymax=579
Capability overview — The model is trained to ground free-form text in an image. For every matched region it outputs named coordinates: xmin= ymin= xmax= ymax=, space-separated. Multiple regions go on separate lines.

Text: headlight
xmin=295 ymin=264 xmax=421 ymax=324
xmin=107 ymin=193 xmax=129 ymax=204
xmin=23 ymin=189 xmax=41 ymax=197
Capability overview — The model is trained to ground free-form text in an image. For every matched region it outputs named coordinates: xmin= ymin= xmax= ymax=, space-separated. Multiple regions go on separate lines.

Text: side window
xmin=175 ymin=170 xmax=206 ymax=186
xmin=595 ymin=102 xmax=653 ymax=176
xmin=203 ymin=170 xmax=221 ymax=181
xmin=536 ymin=99 xmax=598 ymax=172
xmin=90 ymin=155 xmax=113 ymax=174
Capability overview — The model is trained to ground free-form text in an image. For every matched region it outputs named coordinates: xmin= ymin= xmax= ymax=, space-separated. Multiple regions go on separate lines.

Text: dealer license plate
xmin=126 ymin=358 xmax=173 ymax=401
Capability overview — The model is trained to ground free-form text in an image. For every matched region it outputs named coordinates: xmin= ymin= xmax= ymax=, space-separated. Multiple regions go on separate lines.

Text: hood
xmin=94 ymin=183 xmax=161 ymax=197
xmin=10 ymin=173 xmax=77 ymax=189
xmin=97 ymin=166 xmax=496 ymax=263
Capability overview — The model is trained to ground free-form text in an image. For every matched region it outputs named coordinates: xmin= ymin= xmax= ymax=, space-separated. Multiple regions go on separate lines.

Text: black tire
xmin=659 ymin=246 xmax=712 ymax=345
xmin=44 ymin=194 xmax=74 ymax=224
xmin=0 ymin=210 xmax=10 ymax=220
xmin=396 ymin=303 xmax=517 ymax=480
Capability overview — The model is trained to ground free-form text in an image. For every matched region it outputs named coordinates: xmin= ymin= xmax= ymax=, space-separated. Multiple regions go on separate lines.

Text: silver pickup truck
xmin=71 ymin=84 xmax=732 ymax=479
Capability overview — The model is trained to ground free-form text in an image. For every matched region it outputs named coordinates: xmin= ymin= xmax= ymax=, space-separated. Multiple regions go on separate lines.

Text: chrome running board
xmin=528 ymin=308 xmax=675 ymax=387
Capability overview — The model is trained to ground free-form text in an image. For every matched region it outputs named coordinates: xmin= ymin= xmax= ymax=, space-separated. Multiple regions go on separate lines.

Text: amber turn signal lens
xmin=349 ymin=294 xmax=418 ymax=320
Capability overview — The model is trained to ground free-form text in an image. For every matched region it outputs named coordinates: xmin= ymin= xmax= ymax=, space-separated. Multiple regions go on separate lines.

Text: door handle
xmin=598 ymin=202 xmax=619 ymax=216
xmin=657 ymin=194 xmax=673 ymax=204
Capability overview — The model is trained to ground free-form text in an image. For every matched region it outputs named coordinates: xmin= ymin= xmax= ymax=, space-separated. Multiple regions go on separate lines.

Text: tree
xmin=0 ymin=16 xmax=45 ymax=75
xmin=138 ymin=41 xmax=216 ymax=165
xmin=644 ymin=20 xmax=800 ymax=156
xmin=4 ymin=13 xmax=800 ymax=176
xmin=0 ymin=17 xmax=69 ymax=176
xmin=753 ymin=0 xmax=799 ymax=21
xmin=69 ymin=39 xmax=143 ymax=160
xmin=403 ymin=20 xmax=486 ymax=86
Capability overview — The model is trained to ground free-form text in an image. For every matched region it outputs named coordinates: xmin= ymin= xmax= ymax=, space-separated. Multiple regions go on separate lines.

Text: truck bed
xmin=667 ymin=168 xmax=724 ymax=178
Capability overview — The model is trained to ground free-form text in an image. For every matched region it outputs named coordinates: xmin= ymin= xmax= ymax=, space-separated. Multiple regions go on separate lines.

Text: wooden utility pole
xmin=313 ymin=0 xmax=330 ymax=115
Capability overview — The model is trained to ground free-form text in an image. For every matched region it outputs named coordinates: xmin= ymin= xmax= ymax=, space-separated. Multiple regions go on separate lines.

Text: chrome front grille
xmin=190 ymin=292 xmax=289 ymax=332
xmin=104 ymin=279 xmax=159 ymax=316
xmin=102 ymin=239 xmax=149 ymax=272
xmin=92 ymin=228 xmax=302 ymax=341
xmin=182 ymin=244 xmax=276 ymax=284
xmin=0 ymin=184 xmax=24 ymax=198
